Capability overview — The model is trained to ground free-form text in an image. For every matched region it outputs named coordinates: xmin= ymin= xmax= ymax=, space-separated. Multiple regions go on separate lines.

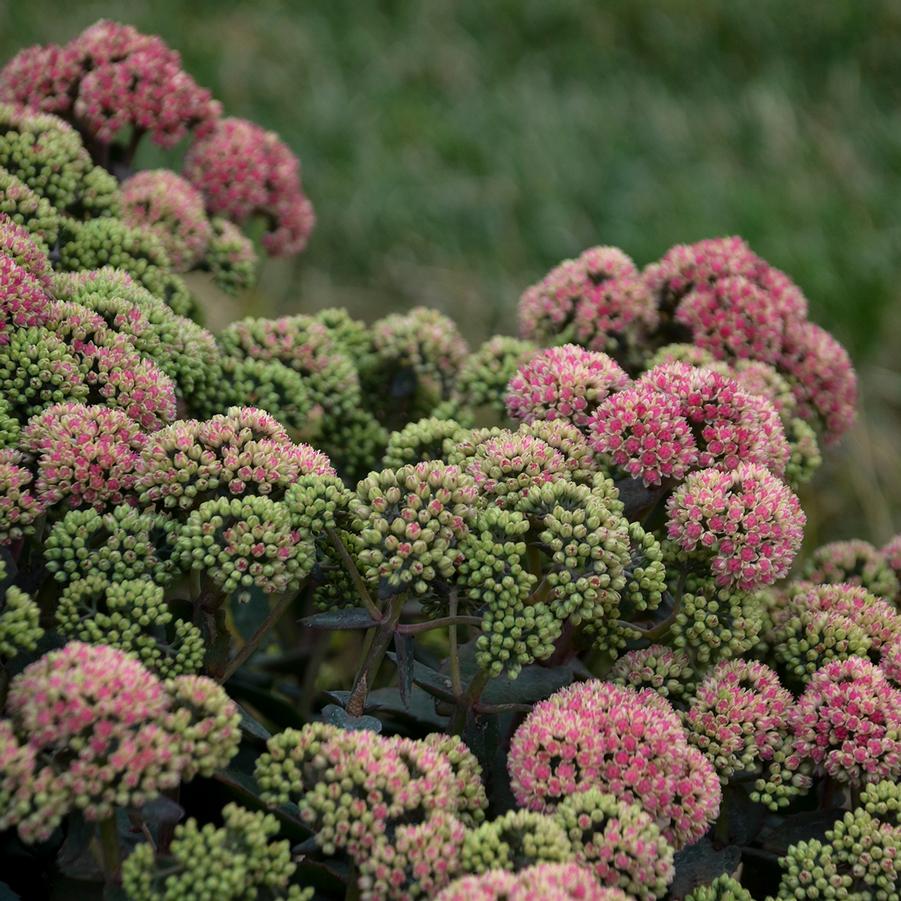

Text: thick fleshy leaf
xmin=299 ymin=608 xmax=380 ymax=630
xmin=321 ymin=703 xmax=383 ymax=732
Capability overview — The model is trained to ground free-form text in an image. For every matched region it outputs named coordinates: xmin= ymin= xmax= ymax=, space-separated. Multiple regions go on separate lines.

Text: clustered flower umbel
xmin=507 ymin=680 xmax=721 ymax=850
xmin=255 ymin=723 xmax=488 ymax=899
xmin=801 ymin=538 xmax=900 ymax=601
xmin=753 ymin=656 xmax=901 ymax=810
xmin=520 ymin=236 xmax=857 ymax=447
xmin=437 ymin=863 xmax=632 ymax=901
xmin=0 ymin=641 xmax=240 ymax=843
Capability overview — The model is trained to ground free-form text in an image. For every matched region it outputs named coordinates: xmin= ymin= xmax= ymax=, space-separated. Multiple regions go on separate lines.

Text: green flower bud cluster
xmin=802 ymin=539 xmax=900 ymax=601
xmin=382 ymin=417 xmax=465 ymax=469
xmin=667 ymin=571 xmax=764 ymax=667
xmin=0 ymin=168 xmax=60 ymax=245
xmin=204 ymin=217 xmax=258 ymax=295
xmin=315 ymin=307 xmax=378 ymax=384
xmin=451 ymin=335 xmax=537 ymax=420
xmin=350 ymin=461 xmax=477 ymax=597
xmin=55 ymin=573 xmax=204 ymax=677
xmin=609 ymin=645 xmax=695 ymax=703
xmin=44 ymin=504 xmax=179 ymax=586
xmin=460 ymin=809 xmax=573 ymax=874
xmin=254 ymin=724 xmax=473 ymax=861
xmin=370 ymin=306 xmax=469 ymax=420
xmin=0 ymin=104 xmax=120 ymax=217
xmin=122 ymin=802 xmax=309 ymax=901
xmin=685 ymin=874 xmax=753 ymax=901
xmin=0 ymin=325 xmax=89 ymax=421
xmin=0 ymin=555 xmax=42 ymax=659
xmin=620 ymin=522 xmax=667 ymax=618
xmin=555 ymin=789 xmax=675 ymax=898
xmin=769 ymin=582 xmax=901 ymax=684
xmin=357 ymin=812 xmax=467 ymax=901
xmin=317 ymin=404 xmax=389 ymax=483
xmin=860 ymin=779 xmax=901 ymax=828
xmin=774 ymin=796 xmax=900 ymax=900
xmin=422 ymin=733 xmax=489 ymax=827
xmin=0 ymin=449 xmax=42 ymax=544
xmin=459 ymin=505 xmax=556 ymax=678
xmin=54 ymin=268 xmax=220 ymax=403
xmin=58 ymin=218 xmax=183 ymax=309
xmin=645 ymin=343 xmax=718 ymax=370
xmin=208 ymin=356 xmax=321 ymax=440
xmin=174 ymin=495 xmax=315 ymax=595
xmin=784 ymin=416 xmax=822 ymax=489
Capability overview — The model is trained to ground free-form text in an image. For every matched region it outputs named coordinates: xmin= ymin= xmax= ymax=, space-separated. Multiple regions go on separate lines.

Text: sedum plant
xmin=0 ymin=19 xmax=896 ymax=901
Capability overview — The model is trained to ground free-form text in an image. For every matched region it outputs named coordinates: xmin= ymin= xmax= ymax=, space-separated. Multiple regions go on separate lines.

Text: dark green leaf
xmin=227 ymin=676 xmax=305 ymax=729
xmin=321 ymin=704 xmax=383 ymax=732
xmin=324 ymin=686 xmax=447 ymax=728
xmin=758 ymin=810 xmax=843 ymax=855
xmin=229 ymin=586 xmax=271 ymax=640
xmin=387 ymin=652 xmax=457 ymax=702
xmin=0 ymin=884 xmax=19 ymax=901
xmin=480 ymin=663 xmax=573 ymax=706
xmin=237 ymin=703 xmax=272 ymax=742
xmin=300 ymin=608 xmax=380 ymax=630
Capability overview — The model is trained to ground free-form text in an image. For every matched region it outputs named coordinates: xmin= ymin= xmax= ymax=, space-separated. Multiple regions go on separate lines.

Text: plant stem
xmin=97 ymin=816 xmax=120 ymax=884
xmin=219 ymin=586 xmax=305 ymax=683
xmin=450 ymin=669 xmax=490 ymax=735
xmin=396 ymin=615 xmax=482 ymax=636
xmin=448 ymin=591 xmax=462 ymax=696
xmin=345 ymin=594 xmax=405 ymax=717
xmin=327 ymin=527 xmax=381 ymax=620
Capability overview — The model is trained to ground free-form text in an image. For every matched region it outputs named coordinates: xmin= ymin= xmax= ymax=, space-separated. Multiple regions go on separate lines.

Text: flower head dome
xmin=437 ymin=865 xmax=631 ymax=901
xmin=684 ymin=659 xmax=793 ymax=783
xmin=0 ymin=555 xmax=42 ymax=659
xmin=881 ymin=636 xmax=901 ymax=685
xmin=0 ymin=251 xmax=52 ymax=345
xmin=779 ymin=321 xmax=857 ymax=444
xmin=643 ymin=236 xmax=762 ymax=310
xmin=2 ymin=641 xmax=239 ymax=842
xmin=0 ymin=168 xmax=61 ymax=246
xmin=452 ymin=335 xmax=538 ymax=418
xmin=184 ymin=116 xmax=313 ymax=256
xmin=801 ymin=539 xmax=899 ymax=600
xmin=22 ymin=402 xmax=147 ymax=511
xmin=666 ymin=464 xmax=805 ymax=591
xmin=639 ymin=363 xmax=791 ymax=477
xmin=518 ymin=245 xmax=638 ymax=343
xmin=383 ymin=417 xmax=466 ymax=469
xmin=555 ymin=788 xmax=675 ymax=898
xmin=508 ymin=680 xmax=721 ymax=849
xmin=121 ymin=170 xmax=212 ymax=271
xmin=460 ymin=810 xmax=574 ymax=874
xmin=205 ymin=217 xmax=258 ymax=294
xmin=44 ymin=503 xmax=178 ymax=586
xmin=675 ymin=275 xmax=786 ymax=364
xmin=350 ymin=461 xmax=476 ymax=596
xmin=588 ymin=382 xmax=698 ymax=486
xmin=0 ymin=448 xmax=44 ymax=544
xmin=0 ymin=214 xmax=53 ymax=288
xmin=754 ymin=657 xmax=901 ymax=810
xmin=506 ymin=344 xmax=630 ymax=430
xmin=608 ymin=645 xmax=694 ymax=702
xmin=0 ymin=21 xmax=219 ymax=149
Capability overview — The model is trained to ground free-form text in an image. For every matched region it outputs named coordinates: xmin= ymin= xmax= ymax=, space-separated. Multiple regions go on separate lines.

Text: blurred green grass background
xmin=1 ymin=0 xmax=900 ymax=539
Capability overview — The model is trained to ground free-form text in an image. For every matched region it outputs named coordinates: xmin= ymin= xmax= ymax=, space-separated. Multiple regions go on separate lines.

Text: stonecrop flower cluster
xmin=0 ymin=19 xmax=897 ymax=901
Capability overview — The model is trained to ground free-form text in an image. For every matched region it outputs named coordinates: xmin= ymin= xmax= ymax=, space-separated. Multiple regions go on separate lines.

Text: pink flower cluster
xmin=665 ymin=463 xmax=805 ymax=590
xmin=506 ymin=344 xmax=630 ymax=430
xmin=121 ymin=170 xmax=212 ymax=271
xmin=0 ymin=641 xmax=240 ymax=843
xmin=437 ymin=864 xmax=630 ymax=901
xmin=0 ymin=449 xmax=44 ymax=543
xmin=21 ymin=402 xmax=147 ymax=511
xmin=507 ymin=680 xmax=721 ymax=849
xmin=0 ymin=251 xmax=51 ymax=345
xmin=518 ymin=246 xmax=639 ymax=342
xmin=684 ymin=660 xmax=794 ymax=782
xmin=467 ymin=431 xmax=567 ymax=504
xmin=136 ymin=407 xmax=334 ymax=512
xmin=0 ymin=214 xmax=53 ymax=288
xmin=0 ymin=20 xmax=219 ymax=148
xmin=588 ymin=382 xmax=697 ymax=486
xmin=881 ymin=636 xmax=901 ymax=684
xmin=184 ymin=117 xmax=315 ymax=256
xmin=782 ymin=657 xmax=901 ymax=786
xmin=882 ymin=533 xmax=901 ymax=584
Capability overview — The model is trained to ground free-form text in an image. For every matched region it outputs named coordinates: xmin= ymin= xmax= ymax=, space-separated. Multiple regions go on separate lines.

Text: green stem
xmin=448 ymin=591 xmax=462 ymax=697
xmin=327 ymin=527 xmax=381 ymax=620
xmin=450 ymin=669 xmax=491 ymax=736
xmin=345 ymin=594 xmax=405 ymax=717
xmin=97 ymin=816 xmax=121 ymax=884
xmin=219 ymin=587 xmax=304 ymax=683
